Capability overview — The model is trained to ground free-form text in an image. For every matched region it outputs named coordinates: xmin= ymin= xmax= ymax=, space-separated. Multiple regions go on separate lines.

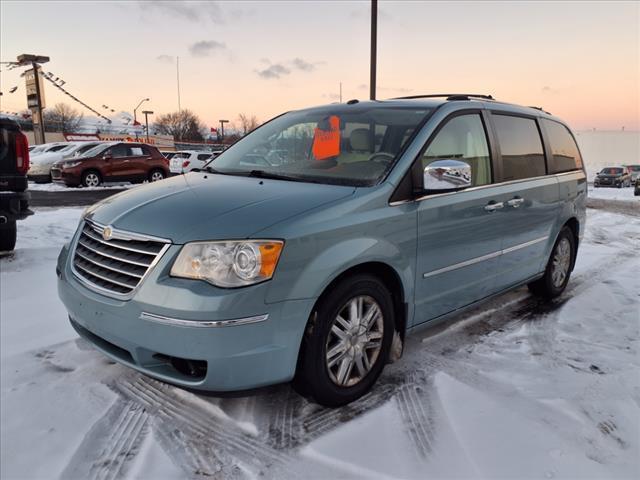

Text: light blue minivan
xmin=57 ymin=94 xmax=586 ymax=406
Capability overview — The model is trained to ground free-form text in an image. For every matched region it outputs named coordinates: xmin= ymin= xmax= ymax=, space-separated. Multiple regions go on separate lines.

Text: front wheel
xmin=0 ymin=220 xmax=17 ymax=252
xmin=81 ymin=170 xmax=102 ymax=188
xmin=294 ymin=274 xmax=394 ymax=407
xmin=528 ymin=226 xmax=576 ymax=299
xmin=149 ymin=169 xmax=166 ymax=182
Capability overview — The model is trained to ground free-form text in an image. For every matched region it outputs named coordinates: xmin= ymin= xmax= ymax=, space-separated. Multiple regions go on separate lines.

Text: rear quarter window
xmin=542 ymin=119 xmax=583 ymax=173
xmin=492 ymin=114 xmax=546 ymax=181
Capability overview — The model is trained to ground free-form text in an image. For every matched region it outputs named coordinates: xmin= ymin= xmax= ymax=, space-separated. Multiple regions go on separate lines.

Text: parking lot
xmin=1 ymin=200 xmax=638 ymax=479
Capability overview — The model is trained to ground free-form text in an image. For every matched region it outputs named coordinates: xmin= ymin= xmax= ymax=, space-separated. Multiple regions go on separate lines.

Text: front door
xmin=414 ymin=112 xmax=506 ymax=325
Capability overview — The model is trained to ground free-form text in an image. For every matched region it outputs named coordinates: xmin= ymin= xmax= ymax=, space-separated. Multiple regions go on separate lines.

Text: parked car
xmin=161 ymin=151 xmax=177 ymax=160
xmin=0 ymin=117 xmax=33 ymax=251
xmin=51 ymin=142 xmax=168 ymax=187
xmin=57 ymin=95 xmax=586 ymax=406
xmin=594 ymin=166 xmax=632 ymax=188
xmin=28 ymin=142 xmax=72 ymax=158
xmin=28 ymin=141 xmax=103 ymax=183
xmin=169 ymin=150 xmax=213 ymax=174
xmin=624 ymin=164 xmax=640 ymax=183
xmin=635 ymin=178 xmax=640 ymax=196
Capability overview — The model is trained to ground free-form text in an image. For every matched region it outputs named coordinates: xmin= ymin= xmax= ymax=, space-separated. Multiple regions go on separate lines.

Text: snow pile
xmin=1 ymin=208 xmax=638 ymax=479
xmin=588 ymin=184 xmax=639 ymax=202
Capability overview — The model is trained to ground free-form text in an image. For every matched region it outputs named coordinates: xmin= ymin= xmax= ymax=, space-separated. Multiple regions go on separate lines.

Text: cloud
xmin=189 ymin=40 xmax=226 ymax=57
xmin=322 ymin=93 xmax=342 ymax=101
xmin=156 ymin=54 xmax=174 ymax=63
xmin=256 ymin=64 xmax=291 ymax=79
xmin=142 ymin=1 xmax=224 ymax=24
xmin=291 ymin=58 xmax=315 ymax=72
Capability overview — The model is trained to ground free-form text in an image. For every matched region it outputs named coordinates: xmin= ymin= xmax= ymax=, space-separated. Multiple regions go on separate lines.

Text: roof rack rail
xmin=528 ymin=106 xmax=551 ymax=115
xmin=391 ymin=93 xmax=494 ymax=101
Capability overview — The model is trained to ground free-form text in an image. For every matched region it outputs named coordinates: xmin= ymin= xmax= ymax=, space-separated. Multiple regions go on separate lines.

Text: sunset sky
xmin=1 ymin=1 xmax=638 ymax=131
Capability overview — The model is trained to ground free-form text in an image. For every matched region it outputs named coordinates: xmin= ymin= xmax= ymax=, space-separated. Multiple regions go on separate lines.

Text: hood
xmin=85 ymin=172 xmax=356 ymax=243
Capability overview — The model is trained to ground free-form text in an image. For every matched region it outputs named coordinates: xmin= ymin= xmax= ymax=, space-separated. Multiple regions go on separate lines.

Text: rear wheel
xmin=81 ymin=170 xmax=102 ymax=188
xmin=0 ymin=220 xmax=17 ymax=252
xmin=294 ymin=274 xmax=394 ymax=407
xmin=149 ymin=169 xmax=166 ymax=182
xmin=528 ymin=226 xmax=575 ymax=299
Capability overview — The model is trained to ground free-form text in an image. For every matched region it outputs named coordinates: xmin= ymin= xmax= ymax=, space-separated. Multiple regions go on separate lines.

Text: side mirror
xmin=103 ymin=152 xmax=113 ymax=160
xmin=423 ymin=159 xmax=471 ymax=191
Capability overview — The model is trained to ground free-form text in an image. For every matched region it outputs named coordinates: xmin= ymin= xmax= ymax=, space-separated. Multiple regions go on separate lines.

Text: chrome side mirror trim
xmin=423 ymin=159 xmax=472 ymax=191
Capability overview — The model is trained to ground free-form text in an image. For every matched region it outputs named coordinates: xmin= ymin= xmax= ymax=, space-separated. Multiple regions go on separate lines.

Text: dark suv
xmin=51 ymin=142 xmax=169 ymax=187
xmin=0 ymin=117 xmax=33 ymax=251
xmin=594 ymin=167 xmax=631 ymax=188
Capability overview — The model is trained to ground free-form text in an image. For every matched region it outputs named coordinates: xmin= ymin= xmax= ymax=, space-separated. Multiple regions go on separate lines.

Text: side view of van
xmin=57 ymin=94 xmax=586 ymax=406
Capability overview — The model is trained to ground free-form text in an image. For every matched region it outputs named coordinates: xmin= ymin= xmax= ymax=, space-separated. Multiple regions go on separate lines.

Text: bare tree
xmin=153 ymin=110 xmax=206 ymax=142
xmin=43 ymin=103 xmax=83 ymax=132
xmin=237 ymin=113 xmax=260 ymax=135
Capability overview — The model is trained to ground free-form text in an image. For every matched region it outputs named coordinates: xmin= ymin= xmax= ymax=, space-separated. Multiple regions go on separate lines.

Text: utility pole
xmin=17 ymin=54 xmax=50 ymax=144
xmin=370 ymin=0 xmax=377 ymax=101
xmin=176 ymin=56 xmax=181 ymax=112
xmin=219 ymin=119 xmax=229 ymax=144
xmin=142 ymin=110 xmax=153 ymax=142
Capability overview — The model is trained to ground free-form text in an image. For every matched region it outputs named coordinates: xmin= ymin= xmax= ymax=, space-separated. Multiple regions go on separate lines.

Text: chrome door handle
xmin=506 ymin=198 xmax=525 ymax=208
xmin=484 ymin=201 xmax=504 ymax=212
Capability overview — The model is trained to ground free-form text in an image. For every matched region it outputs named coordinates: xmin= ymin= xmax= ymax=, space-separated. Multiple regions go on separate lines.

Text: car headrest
xmin=350 ymin=129 xmax=370 ymax=151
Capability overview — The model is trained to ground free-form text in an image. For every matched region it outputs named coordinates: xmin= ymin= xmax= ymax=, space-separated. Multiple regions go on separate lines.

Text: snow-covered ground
xmin=28 ymin=181 xmax=139 ymax=192
xmin=1 ymin=207 xmax=638 ymax=479
xmin=588 ymin=184 xmax=639 ymax=203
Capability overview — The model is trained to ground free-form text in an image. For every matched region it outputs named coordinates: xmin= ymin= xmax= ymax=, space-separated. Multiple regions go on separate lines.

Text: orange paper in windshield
xmin=312 ymin=115 xmax=341 ymax=160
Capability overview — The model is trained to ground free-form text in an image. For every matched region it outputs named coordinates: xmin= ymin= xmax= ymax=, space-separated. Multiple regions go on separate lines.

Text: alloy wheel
xmin=551 ymin=237 xmax=571 ymax=288
xmin=85 ymin=173 xmax=100 ymax=187
xmin=325 ymin=295 xmax=384 ymax=387
xmin=151 ymin=171 xmax=164 ymax=182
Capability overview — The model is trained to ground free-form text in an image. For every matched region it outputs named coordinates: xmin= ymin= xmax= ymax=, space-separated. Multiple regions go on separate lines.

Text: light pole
xmin=142 ymin=110 xmax=153 ymax=142
xmin=370 ymin=0 xmax=377 ymax=101
xmin=219 ymin=119 xmax=229 ymax=144
xmin=133 ymin=97 xmax=149 ymax=124
xmin=16 ymin=54 xmax=50 ymax=144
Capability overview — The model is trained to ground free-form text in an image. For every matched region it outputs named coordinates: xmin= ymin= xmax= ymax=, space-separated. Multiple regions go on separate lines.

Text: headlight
xmin=170 ymin=240 xmax=284 ymax=287
xmin=62 ymin=161 xmax=82 ymax=169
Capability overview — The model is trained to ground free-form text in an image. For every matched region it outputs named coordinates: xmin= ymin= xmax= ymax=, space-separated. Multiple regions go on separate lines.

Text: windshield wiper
xmin=247 ymin=170 xmax=311 ymax=183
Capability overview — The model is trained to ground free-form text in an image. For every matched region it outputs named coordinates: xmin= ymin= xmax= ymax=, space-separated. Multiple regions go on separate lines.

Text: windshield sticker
xmin=312 ymin=115 xmax=341 ymax=160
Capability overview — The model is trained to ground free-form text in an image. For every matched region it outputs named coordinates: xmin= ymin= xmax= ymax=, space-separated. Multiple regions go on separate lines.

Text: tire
xmin=0 ymin=220 xmax=17 ymax=252
xmin=81 ymin=170 xmax=102 ymax=188
xmin=528 ymin=226 xmax=576 ymax=299
xmin=294 ymin=274 xmax=395 ymax=407
xmin=149 ymin=169 xmax=166 ymax=182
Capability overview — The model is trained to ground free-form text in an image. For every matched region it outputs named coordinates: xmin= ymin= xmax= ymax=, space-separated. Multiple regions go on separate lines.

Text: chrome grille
xmin=72 ymin=221 xmax=169 ymax=297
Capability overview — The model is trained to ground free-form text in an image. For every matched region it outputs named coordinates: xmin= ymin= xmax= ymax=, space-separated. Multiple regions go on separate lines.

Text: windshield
xmin=77 ymin=143 xmax=110 ymax=159
xmin=601 ymin=167 xmax=623 ymax=175
xmin=209 ymin=106 xmax=433 ymax=186
xmin=626 ymin=165 xmax=640 ymax=172
xmin=73 ymin=143 xmax=101 ymax=156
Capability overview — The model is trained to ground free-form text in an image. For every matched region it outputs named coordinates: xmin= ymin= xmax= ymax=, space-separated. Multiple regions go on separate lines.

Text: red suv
xmin=51 ymin=142 xmax=169 ymax=187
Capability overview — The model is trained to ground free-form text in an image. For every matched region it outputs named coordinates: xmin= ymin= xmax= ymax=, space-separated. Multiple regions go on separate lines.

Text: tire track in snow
xmin=61 ymin=399 xmax=149 ymax=480
xmin=394 ymin=371 xmax=436 ymax=458
xmin=114 ymin=376 xmax=302 ymax=478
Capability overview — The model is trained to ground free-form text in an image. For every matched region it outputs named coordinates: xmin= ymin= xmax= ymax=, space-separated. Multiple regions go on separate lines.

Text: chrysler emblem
xmin=102 ymin=226 xmax=113 ymax=241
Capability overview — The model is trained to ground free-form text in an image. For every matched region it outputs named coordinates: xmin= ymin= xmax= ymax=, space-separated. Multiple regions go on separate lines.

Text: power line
xmin=38 ymin=70 xmax=112 ymax=123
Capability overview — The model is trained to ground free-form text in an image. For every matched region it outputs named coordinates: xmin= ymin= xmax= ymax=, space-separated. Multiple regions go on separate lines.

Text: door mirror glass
xmin=103 ymin=151 xmax=113 ymax=160
xmin=423 ymin=159 xmax=472 ymax=190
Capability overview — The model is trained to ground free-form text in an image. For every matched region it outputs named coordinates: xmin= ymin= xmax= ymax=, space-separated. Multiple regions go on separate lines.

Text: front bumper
xmin=56 ymin=238 xmax=314 ymax=391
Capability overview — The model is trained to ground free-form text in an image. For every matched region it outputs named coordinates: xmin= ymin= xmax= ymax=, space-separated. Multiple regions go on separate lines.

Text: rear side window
xmin=197 ymin=154 xmax=212 ymax=161
xmin=493 ymin=114 xmax=545 ymax=181
xmin=127 ymin=147 xmax=145 ymax=156
xmin=542 ymin=119 xmax=582 ymax=173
